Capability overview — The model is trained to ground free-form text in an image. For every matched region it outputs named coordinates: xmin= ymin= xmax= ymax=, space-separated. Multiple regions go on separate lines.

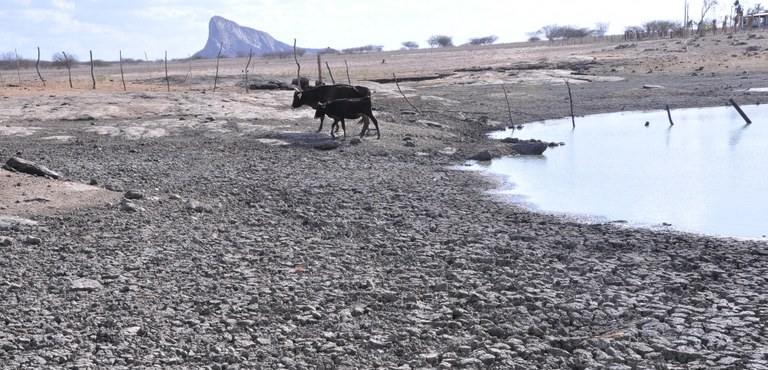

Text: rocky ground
xmin=1 ymin=32 xmax=768 ymax=369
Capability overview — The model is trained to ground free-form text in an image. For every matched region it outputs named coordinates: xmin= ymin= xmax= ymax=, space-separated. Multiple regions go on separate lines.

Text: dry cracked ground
xmin=1 ymin=32 xmax=768 ymax=369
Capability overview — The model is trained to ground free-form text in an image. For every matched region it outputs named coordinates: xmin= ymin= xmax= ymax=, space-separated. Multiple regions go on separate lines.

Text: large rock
xmin=192 ymin=16 xmax=322 ymax=59
xmin=4 ymin=157 xmax=62 ymax=179
xmin=510 ymin=142 xmax=547 ymax=155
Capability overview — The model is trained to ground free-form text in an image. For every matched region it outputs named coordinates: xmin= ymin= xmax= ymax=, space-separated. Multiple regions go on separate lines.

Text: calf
xmin=315 ymin=97 xmax=380 ymax=139
xmin=291 ymin=84 xmax=371 ymax=133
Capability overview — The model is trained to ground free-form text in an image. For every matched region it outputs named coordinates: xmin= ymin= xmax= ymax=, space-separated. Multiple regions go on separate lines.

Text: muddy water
xmin=479 ymin=104 xmax=768 ymax=239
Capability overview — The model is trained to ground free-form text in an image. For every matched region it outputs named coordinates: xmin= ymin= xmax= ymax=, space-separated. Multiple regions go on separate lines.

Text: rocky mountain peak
xmin=192 ymin=16 xmax=294 ymax=59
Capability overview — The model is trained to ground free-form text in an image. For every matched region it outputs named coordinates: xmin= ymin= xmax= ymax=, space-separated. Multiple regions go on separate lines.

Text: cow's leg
xmin=358 ymin=116 xmax=370 ymax=136
xmin=370 ymin=115 xmax=380 ymax=139
xmin=330 ymin=119 xmax=345 ymax=139
xmin=316 ymin=115 xmax=324 ymax=133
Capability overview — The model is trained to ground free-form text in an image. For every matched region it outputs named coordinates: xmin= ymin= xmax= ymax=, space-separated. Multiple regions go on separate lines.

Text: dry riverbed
xmin=1 ymin=32 xmax=768 ymax=369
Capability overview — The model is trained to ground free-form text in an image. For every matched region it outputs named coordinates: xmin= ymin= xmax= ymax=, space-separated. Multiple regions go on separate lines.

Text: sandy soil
xmin=1 ymin=32 xmax=767 ymax=369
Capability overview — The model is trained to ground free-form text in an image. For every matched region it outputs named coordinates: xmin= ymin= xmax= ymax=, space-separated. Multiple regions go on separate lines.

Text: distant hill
xmin=192 ymin=16 xmax=317 ymax=59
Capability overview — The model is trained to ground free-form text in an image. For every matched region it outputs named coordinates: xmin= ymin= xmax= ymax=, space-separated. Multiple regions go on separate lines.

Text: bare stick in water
xmin=729 ymin=98 xmax=752 ymax=125
xmin=666 ymin=104 xmax=674 ymax=126
xmin=502 ymin=83 xmax=514 ymax=126
xmin=565 ymin=79 xmax=575 ymax=128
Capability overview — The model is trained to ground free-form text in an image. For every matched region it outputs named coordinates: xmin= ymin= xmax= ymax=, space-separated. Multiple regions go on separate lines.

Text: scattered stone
xmin=186 ymin=200 xmax=213 ymax=213
xmin=418 ymin=120 xmax=445 ymax=128
xmin=0 ymin=237 xmax=12 ymax=246
xmin=124 ymin=190 xmax=144 ymax=200
xmin=4 ymin=157 xmax=62 ymax=179
xmin=119 ymin=199 xmax=140 ymax=212
xmin=23 ymin=236 xmax=42 ymax=245
xmin=509 ymin=141 xmax=547 ymax=155
xmin=314 ymin=140 xmax=340 ymax=151
xmin=70 ymin=278 xmax=102 ymax=292
xmin=470 ymin=150 xmax=493 ymax=161
xmin=439 ymin=147 xmax=457 ymax=155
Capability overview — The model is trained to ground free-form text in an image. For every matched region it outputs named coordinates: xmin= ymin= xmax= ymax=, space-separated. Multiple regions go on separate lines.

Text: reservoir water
xmin=475 ymin=104 xmax=768 ymax=239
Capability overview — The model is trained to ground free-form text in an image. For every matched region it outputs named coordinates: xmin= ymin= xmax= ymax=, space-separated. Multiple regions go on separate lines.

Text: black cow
xmin=315 ymin=97 xmax=380 ymax=139
xmin=291 ymin=84 xmax=371 ymax=133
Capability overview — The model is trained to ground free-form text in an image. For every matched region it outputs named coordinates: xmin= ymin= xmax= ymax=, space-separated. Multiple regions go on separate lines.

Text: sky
xmin=0 ymin=0 xmax=746 ymax=61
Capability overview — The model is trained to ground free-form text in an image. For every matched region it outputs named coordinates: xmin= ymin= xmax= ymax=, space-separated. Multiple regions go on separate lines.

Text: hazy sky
xmin=0 ymin=0 xmax=741 ymax=61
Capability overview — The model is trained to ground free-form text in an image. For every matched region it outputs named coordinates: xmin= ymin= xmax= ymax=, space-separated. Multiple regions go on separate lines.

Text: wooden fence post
xmin=213 ymin=45 xmax=222 ymax=92
xmin=244 ymin=49 xmax=252 ymax=93
xmin=90 ymin=50 xmax=96 ymax=89
xmin=344 ymin=60 xmax=351 ymax=84
xmin=119 ymin=50 xmax=126 ymax=91
xmin=62 ymin=52 xmax=73 ymax=88
xmin=325 ymin=61 xmax=335 ymax=84
xmin=15 ymin=49 xmax=21 ymax=85
xmin=36 ymin=47 xmax=45 ymax=88
xmin=165 ymin=51 xmax=170 ymax=92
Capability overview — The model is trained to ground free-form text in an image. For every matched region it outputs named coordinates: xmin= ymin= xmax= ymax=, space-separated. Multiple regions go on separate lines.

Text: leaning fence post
xmin=119 ymin=50 xmax=126 ymax=91
xmin=244 ymin=48 xmax=252 ymax=93
xmin=36 ymin=47 xmax=45 ymax=88
xmin=344 ymin=59 xmax=351 ymax=84
xmin=393 ymin=73 xmax=421 ymax=114
xmin=729 ymin=98 xmax=752 ymax=124
xmin=325 ymin=61 xmax=336 ymax=84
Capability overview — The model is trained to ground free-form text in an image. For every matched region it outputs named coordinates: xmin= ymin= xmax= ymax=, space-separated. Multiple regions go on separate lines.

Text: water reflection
xmin=480 ymin=104 xmax=767 ymax=239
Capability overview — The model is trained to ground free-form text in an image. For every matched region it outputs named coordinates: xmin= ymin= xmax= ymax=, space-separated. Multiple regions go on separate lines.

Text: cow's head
xmin=291 ymin=88 xmax=303 ymax=108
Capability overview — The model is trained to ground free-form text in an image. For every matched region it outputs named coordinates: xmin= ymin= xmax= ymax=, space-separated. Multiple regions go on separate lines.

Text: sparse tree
xmin=427 ymin=35 xmax=454 ymax=47
xmin=540 ymin=24 xmax=591 ymax=41
xmin=642 ymin=20 xmax=681 ymax=37
xmin=341 ymin=45 xmax=384 ymax=54
xmin=52 ymin=52 xmax=78 ymax=69
xmin=593 ymin=22 xmax=610 ymax=37
xmin=747 ymin=3 xmax=764 ymax=14
xmin=526 ymin=30 xmax=542 ymax=42
xmin=698 ymin=0 xmax=719 ymax=34
xmin=401 ymin=41 xmax=419 ymax=50
xmin=468 ymin=35 xmax=498 ymax=45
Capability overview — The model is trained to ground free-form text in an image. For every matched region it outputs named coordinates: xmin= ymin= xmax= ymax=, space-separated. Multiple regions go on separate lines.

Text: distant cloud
xmin=51 ymin=0 xmax=75 ymax=10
